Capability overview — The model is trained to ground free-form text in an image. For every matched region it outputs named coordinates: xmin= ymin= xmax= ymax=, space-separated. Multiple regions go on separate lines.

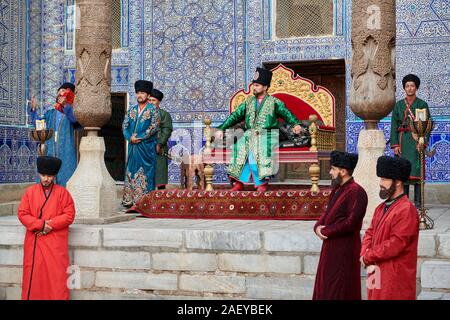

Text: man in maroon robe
xmin=18 ymin=156 xmax=76 ymax=300
xmin=361 ymin=156 xmax=419 ymax=300
xmin=313 ymin=151 xmax=368 ymax=300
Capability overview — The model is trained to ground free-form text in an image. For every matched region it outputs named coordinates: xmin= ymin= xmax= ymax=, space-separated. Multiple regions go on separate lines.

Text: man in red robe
xmin=313 ymin=151 xmax=368 ymax=300
xmin=361 ymin=156 xmax=419 ymax=300
xmin=18 ymin=156 xmax=76 ymax=300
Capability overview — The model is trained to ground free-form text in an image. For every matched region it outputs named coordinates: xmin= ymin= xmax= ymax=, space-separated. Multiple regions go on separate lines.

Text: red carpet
xmin=129 ymin=186 xmax=331 ymax=220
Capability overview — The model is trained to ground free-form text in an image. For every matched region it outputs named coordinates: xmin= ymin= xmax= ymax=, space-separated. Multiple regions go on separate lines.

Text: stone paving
xmin=0 ymin=206 xmax=449 ymax=300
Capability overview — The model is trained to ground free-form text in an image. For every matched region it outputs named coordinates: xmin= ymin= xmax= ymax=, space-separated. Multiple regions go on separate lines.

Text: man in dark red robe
xmin=361 ymin=156 xmax=419 ymax=300
xmin=313 ymin=151 xmax=368 ymax=300
xmin=18 ymin=156 xmax=76 ymax=300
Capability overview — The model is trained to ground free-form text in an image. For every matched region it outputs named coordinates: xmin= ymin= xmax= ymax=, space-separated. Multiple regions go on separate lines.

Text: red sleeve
xmin=320 ymin=188 xmax=368 ymax=238
xmin=360 ymin=214 xmax=376 ymax=258
xmin=47 ymin=190 xmax=75 ymax=231
xmin=313 ymin=190 xmax=337 ymax=232
xmin=313 ymin=212 xmax=326 ymax=232
xmin=18 ymin=189 xmax=45 ymax=232
xmin=363 ymin=205 xmax=419 ymax=265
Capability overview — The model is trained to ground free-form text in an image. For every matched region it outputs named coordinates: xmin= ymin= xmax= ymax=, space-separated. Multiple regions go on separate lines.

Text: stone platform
xmin=0 ymin=206 xmax=449 ymax=300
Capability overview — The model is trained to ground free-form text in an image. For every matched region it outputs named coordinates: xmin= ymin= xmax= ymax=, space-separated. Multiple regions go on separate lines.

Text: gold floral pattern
xmin=122 ymin=167 xmax=149 ymax=206
xmin=142 ymin=109 xmax=151 ymax=121
xmin=130 ymin=108 xmax=137 ymax=121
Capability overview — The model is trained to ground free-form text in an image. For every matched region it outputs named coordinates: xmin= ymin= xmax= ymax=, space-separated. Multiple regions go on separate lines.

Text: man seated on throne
xmin=215 ymin=67 xmax=303 ymax=192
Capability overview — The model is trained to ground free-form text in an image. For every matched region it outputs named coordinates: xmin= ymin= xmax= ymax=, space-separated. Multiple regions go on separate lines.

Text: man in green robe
xmin=150 ymin=89 xmax=173 ymax=189
xmin=390 ymin=74 xmax=431 ymax=207
xmin=216 ymin=67 xmax=302 ymax=192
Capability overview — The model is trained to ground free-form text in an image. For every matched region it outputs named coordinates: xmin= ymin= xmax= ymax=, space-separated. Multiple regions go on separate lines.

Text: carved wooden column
xmin=349 ymin=0 xmax=396 ymax=226
xmin=67 ymin=0 xmax=134 ymax=224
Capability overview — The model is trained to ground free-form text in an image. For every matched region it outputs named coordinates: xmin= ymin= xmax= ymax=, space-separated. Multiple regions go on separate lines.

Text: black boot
xmin=414 ymin=183 xmax=421 ymax=208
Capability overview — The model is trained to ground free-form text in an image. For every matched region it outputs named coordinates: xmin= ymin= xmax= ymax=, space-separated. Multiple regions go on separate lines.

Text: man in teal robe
xmin=149 ymin=88 xmax=173 ymax=189
xmin=122 ymin=80 xmax=160 ymax=207
xmin=216 ymin=67 xmax=303 ymax=192
xmin=390 ymin=74 xmax=431 ymax=207
xmin=29 ymin=83 xmax=81 ymax=187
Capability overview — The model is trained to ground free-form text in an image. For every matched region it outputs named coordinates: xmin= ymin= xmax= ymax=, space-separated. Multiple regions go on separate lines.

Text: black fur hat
xmin=402 ymin=74 xmax=420 ymax=89
xmin=37 ymin=156 xmax=62 ymax=176
xmin=58 ymin=82 xmax=75 ymax=92
xmin=151 ymin=89 xmax=164 ymax=102
xmin=134 ymin=80 xmax=153 ymax=94
xmin=376 ymin=156 xmax=412 ymax=182
xmin=251 ymin=67 xmax=273 ymax=87
xmin=330 ymin=150 xmax=358 ymax=170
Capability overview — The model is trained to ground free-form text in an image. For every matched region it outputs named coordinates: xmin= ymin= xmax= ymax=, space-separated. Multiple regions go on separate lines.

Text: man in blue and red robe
xmin=29 ymin=83 xmax=81 ymax=187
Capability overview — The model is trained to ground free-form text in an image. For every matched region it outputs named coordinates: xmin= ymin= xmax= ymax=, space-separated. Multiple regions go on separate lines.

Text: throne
xmin=202 ymin=64 xmax=336 ymax=192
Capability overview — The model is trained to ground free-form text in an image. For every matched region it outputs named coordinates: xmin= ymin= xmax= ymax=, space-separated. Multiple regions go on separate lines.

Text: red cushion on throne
xmin=273 ymin=93 xmax=321 ymax=123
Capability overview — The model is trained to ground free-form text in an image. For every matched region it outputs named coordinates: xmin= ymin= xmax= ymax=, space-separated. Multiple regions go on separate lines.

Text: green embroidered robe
xmin=217 ymin=95 xmax=300 ymax=180
xmin=390 ymin=97 xmax=431 ymax=180
xmin=155 ymin=108 xmax=173 ymax=186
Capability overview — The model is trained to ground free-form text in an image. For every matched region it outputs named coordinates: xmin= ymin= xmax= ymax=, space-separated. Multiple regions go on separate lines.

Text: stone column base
xmin=353 ymin=129 xmax=386 ymax=228
xmin=67 ymin=136 xmax=135 ymax=224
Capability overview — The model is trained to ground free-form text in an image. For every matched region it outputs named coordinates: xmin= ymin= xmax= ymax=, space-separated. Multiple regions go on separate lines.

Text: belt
xmin=397 ymin=127 xmax=411 ymax=133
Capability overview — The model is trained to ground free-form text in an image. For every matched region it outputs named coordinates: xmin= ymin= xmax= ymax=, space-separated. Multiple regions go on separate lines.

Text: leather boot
xmin=230 ymin=180 xmax=244 ymax=191
xmin=256 ymin=183 xmax=268 ymax=192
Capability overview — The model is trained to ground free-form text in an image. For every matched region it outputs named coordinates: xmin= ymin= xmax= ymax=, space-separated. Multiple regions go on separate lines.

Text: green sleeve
xmin=157 ymin=111 xmax=173 ymax=146
xmin=275 ymin=99 xmax=300 ymax=126
xmin=390 ymin=102 xmax=401 ymax=148
xmin=217 ymin=102 xmax=246 ymax=131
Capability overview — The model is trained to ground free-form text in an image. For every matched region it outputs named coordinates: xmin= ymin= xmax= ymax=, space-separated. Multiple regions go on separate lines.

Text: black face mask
xmin=379 ymin=182 xmax=397 ymax=200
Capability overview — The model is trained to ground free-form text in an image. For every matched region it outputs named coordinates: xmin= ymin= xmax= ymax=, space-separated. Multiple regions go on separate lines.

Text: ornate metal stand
xmin=203 ymin=119 xmax=214 ymax=191
xmin=30 ymin=129 xmax=54 ymax=156
xmin=409 ymin=119 xmax=434 ymax=230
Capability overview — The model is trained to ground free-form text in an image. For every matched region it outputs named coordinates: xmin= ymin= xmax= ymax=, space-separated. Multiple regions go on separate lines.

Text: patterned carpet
xmin=128 ymin=186 xmax=331 ymax=220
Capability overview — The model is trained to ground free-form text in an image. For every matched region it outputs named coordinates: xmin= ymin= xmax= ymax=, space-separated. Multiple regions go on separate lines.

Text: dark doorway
xmin=264 ymin=60 xmax=346 ymax=181
xmin=100 ymin=93 xmax=127 ymax=181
